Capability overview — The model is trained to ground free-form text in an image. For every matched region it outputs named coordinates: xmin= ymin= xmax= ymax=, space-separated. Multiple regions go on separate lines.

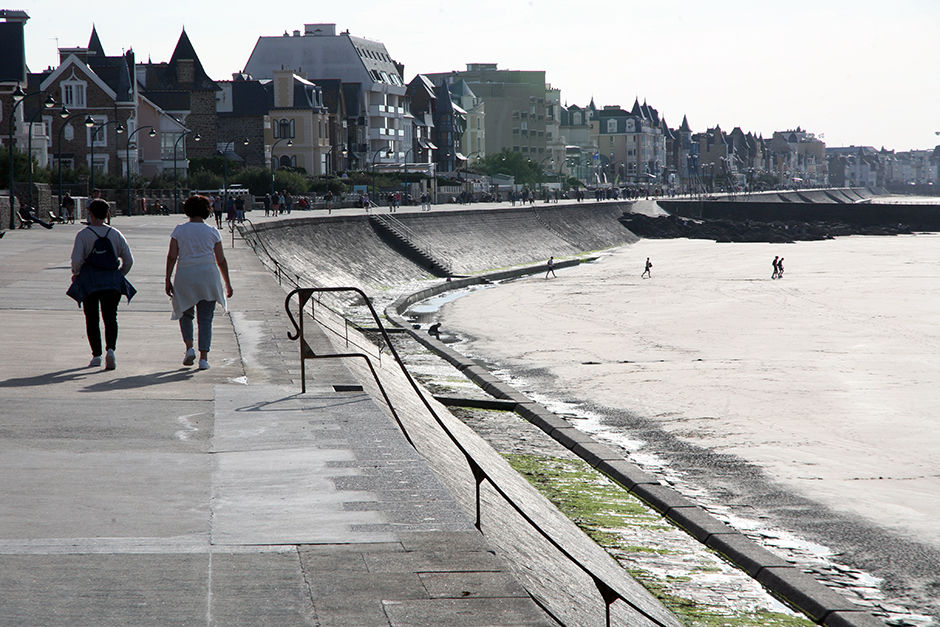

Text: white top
xmin=169 ymin=221 xmax=225 ymax=320
xmin=171 ymin=221 xmax=221 ymax=261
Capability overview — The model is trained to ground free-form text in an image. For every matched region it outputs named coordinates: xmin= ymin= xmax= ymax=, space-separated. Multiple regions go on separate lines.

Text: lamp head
xmin=12 ymin=85 xmax=25 ymax=102
xmin=148 ymin=129 xmax=157 ymax=138
xmin=59 ymin=107 xmax=70 ymax=119
xmin=43 ymin=94 xmax=56 ymax=109
xmin=85 ymin=116 xmax=96 ymax=128
xmin=242 ymin=138 xmax=249 ymax=146
xmin=193 ymin=134 xmax=201 ymax=142
xmin=286 ymin=139 xmax=293 ymax=146
xmin=116 ymin=124 xmax=125 ymax=134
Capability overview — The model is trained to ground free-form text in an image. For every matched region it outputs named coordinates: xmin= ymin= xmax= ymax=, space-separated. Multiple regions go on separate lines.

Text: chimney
xmin=0 ymin=9 xmax=29 ymax=84
xmin=177 ymin=58 xmax=194 ymax=84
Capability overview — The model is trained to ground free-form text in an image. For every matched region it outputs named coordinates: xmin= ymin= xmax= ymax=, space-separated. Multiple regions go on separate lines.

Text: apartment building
xmin=244 ymin=24 xmax=408 ymax=168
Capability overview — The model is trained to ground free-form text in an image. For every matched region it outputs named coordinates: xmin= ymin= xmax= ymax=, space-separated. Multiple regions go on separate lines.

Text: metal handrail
xmin=284 ymin=285 xmax=676 ymax=627
xmin=370 ymin=213 xmax=453 ymax=274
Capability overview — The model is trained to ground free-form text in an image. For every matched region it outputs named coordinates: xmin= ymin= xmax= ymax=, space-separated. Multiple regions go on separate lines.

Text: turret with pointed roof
xmin=137 ymin=29 xmax=220 ymax=157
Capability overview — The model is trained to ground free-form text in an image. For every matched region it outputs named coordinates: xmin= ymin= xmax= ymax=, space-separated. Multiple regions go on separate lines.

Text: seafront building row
xmin=2 ymin=10 xmax=938 ymax=203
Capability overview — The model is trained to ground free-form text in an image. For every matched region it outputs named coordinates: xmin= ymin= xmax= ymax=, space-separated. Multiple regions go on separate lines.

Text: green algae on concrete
xmin=504 ymin=453 xmax=814 ymax=627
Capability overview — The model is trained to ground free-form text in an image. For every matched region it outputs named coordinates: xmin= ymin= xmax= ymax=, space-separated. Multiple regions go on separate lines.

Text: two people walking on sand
xmin=69 ymin=195 xmax=233 ymax=371
xmin=772 ymin=256 xmax=785 ymax=279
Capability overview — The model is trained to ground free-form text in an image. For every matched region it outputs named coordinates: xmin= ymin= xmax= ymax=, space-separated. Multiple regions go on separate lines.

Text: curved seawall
xmin=247 ymin=202 xmax=639 ymax=292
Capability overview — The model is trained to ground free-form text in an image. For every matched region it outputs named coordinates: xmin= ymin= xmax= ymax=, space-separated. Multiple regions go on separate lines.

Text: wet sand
xmin=441 ymin=235 xmax=940 ymax=552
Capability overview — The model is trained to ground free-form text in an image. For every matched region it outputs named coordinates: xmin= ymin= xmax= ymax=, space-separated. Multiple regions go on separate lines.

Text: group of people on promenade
xmin=68 ymin=195 xmax=233 ymax=371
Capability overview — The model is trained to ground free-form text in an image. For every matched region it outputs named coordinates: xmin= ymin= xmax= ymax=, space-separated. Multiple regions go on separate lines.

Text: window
xmin=277 ymin=119 xmax=294 ymax=139
xmin=61 ymin=79 xmax=87 ymax=108
xmin=607 ymin=119 xmax=617 ymax=134
xmin=89 ymin=116 xmax=110 ymax=147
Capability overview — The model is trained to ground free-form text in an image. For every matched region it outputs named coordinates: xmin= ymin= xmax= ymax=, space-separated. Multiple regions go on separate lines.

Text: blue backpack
xmin=85 ymin=227 xmax=119 ymax=271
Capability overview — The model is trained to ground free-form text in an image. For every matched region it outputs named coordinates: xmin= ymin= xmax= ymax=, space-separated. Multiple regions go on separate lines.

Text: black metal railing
xmin=284 ymin=285 xmax=677 ymax=627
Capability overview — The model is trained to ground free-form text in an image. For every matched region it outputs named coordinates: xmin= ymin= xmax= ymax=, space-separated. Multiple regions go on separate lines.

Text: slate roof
xmin=140 ymin=30 xmax=219 ymax=93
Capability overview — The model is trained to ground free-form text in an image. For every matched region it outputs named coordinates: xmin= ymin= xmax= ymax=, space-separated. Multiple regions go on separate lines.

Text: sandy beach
xmin=441 ymin=234 xmax=940 ymax=554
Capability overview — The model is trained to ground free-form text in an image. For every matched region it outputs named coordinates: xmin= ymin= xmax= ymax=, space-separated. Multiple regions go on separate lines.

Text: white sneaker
xmin=198 ymin=359 xmax=210 ymax=370
xmin=89 ymin=355 xmax=102 ymax=367
xmin=183 ymin=348 xmax=196 ymax=366
xmin=105 ymin=349 xmax=116 ymax=371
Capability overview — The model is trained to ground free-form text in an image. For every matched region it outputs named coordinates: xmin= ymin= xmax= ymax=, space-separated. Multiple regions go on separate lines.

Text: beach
xmin=440 ymin=234 xmax=940 ymax=556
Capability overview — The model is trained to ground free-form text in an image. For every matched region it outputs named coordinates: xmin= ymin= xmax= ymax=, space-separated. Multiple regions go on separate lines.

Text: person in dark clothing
xmin=67 ymin=199 xmax=135 ymax=369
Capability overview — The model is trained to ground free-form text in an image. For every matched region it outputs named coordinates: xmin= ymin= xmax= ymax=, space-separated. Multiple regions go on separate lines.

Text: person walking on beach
xmin=546 ymin=256 xmax=556 ymax=278
xmin=165 ymin=195 xmax=234 ymax=370
xmin=777 ymin=257 xmax=784 ymax=279
xmin=67 ymin=199 xmax=136 ymax=369
xmin=772 ymin=256 xmax=779 ymax=279
xmin=642 ymin=257 xmax=652 ymax=278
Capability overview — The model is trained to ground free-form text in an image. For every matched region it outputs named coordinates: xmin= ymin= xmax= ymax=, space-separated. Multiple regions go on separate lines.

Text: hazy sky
xmin=18 ymin=0 xmax=940 ymax=152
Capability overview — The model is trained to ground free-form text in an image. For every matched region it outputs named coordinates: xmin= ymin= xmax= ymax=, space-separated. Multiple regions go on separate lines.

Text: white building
xmin=243 ymin=24 xmax=407 ymax=168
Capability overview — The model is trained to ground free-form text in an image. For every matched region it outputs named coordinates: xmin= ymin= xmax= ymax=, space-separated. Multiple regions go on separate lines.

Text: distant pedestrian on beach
xmin=777 ymin=257 xmax=784 ymax=279
xmin=771 ymin=256 xmax=779 ymax=279
xmin=641 ymin=257 xmax=652 ymax=278
xmin=546 ymin=256 xmax=556 ymax=278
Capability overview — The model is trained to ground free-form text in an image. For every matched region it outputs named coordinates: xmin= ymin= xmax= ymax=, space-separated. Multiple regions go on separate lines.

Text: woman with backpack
xmin=67 ymin=199 xmax=136 ymax=370
xmin=164 ymin=195 xmax=233 ymax=370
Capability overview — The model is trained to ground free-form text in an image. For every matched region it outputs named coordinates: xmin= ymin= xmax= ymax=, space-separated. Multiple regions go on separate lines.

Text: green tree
xmin=187 ymin=170 xmax=223 ymax=191
xmin=0 ymin=147 xmax=34 ymax=183
xmin=473 ymin=149 xmax=540 ymax=186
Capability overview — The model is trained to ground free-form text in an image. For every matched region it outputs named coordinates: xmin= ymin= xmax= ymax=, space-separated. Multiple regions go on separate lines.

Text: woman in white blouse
xmin=165 ymin=195 xmax=234 ymax=370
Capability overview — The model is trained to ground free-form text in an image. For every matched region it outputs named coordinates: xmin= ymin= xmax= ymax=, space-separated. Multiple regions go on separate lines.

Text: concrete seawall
xmin=247 ymin=202 xmax=639 ymax=292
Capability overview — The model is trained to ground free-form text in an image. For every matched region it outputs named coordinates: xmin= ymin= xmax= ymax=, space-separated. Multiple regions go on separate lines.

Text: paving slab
xmin=0 ymin=216 xmax=558 ymax=627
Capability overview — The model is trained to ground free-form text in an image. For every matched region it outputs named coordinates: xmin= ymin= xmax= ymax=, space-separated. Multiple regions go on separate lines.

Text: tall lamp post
xmin=270 ymin=137 xmax=292 ymax=196
xmin=371 ymin=145 xmax=391 ymax=201
xmin=220 ymin=137 xmax=249 ymax=213
xmin=7 ymin=87 xmax=55 ymax=229
xmin=458 ymin=151 xmax=481 ymax=202
xmin=125 ymin=125 xmax=156 ymax=215
xmin=26 ymin=103 xmax=68 ymax=211
xmin=538 ymin=155 xmax=553 ymax=201
xmin=88 ymin=118 xmax=125 ymax=193
xmin=172 ymin=129 xmax=199 ymax=213
xmin=400 ymin=147 xmax=414 ymax=205
xmin=57 ymin=112 xmax=96 ymax=203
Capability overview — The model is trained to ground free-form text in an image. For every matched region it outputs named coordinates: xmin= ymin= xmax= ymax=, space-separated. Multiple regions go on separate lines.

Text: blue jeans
xmin=179 ymin=300 xmax=215 ymax=353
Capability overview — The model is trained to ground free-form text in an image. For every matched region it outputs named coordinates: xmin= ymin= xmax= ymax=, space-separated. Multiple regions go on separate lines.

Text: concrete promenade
xmin=0 ymin=214 xmax=564 ymax=626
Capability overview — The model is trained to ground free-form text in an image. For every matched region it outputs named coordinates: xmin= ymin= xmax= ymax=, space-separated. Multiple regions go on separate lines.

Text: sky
xmin=16 ymin=0 xmax=940 ymax=152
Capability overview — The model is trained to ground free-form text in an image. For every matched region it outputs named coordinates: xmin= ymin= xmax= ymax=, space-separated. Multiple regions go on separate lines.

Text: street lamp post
xmin=88 ymin=119 xmax=125 ymax=193
xmin=538 ymin=155 xmax=553 ymax=201
xmin=458 ymin=151 xmax=481 ymax=203
xmin=400 ymin=148 xmax=414 ymax=205
xmin=172 ymin=130 xmax=200 ymax=213
xmin=125 ymin=125 xmax=156 ymax=215
xmin=220 ymin=137 xmax=249 ymax=215
xmin=270 ymin=137 xmax=292 ymax=196
xmin=26 ymin=103 xmax=67 ymax=211
xmin=371 ymin=145 xmax=391 ymax=202
xmin=7 ymin=87 xmax=56 ymax=229
xmin=57 ymin=112 xmax=96 ymax=205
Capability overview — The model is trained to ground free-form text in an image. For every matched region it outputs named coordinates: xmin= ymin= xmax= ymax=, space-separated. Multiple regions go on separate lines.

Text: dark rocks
xmin=620 ymin=213 xmax=910 ymax=243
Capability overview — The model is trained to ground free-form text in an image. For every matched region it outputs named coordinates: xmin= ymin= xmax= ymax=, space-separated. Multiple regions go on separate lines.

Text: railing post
xmin=471 ymin=462 xmax=486 ymax=531
xmin=298 ymin=294 xmax=306 ymax=393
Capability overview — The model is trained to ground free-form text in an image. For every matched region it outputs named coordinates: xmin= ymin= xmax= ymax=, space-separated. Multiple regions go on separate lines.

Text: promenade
xmin=0 ymin=214 xmax=561 ymax=626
